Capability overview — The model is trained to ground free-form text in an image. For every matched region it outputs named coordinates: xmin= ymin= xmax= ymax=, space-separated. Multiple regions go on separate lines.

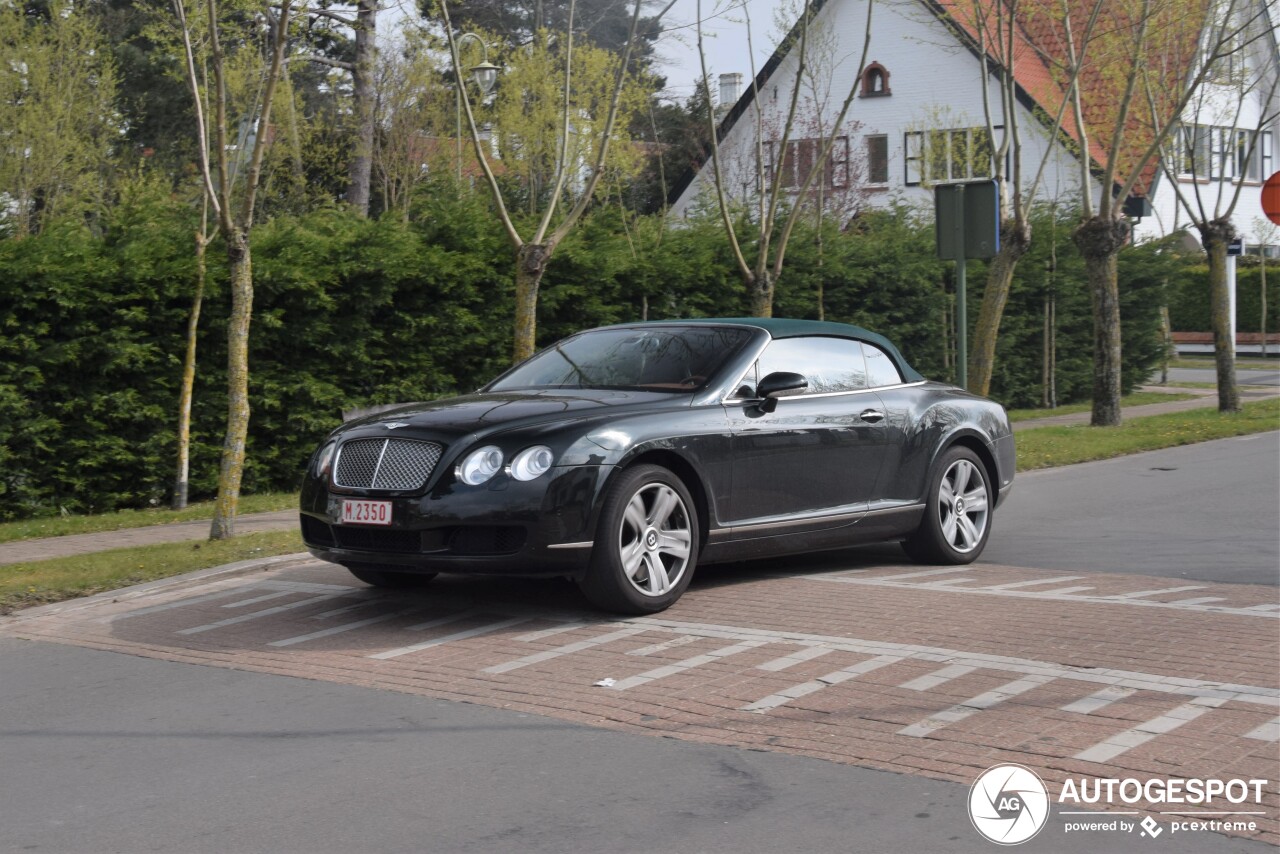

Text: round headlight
xmin=313 ymin=441 xmax=336 ymax=478
xmin=456 ymin=445 xmax=504 ymax=485
xmin=509 ymin=445 xmax=554 ymax=481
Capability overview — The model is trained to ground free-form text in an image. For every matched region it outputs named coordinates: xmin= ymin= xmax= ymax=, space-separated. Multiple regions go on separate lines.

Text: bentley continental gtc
xmin=300 ymin=319 xmax=1015 ymax=613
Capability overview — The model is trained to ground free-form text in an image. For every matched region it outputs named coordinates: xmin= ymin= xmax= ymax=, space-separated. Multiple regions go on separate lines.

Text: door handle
xmin=859 ymin=409 xmax=885 ymax=423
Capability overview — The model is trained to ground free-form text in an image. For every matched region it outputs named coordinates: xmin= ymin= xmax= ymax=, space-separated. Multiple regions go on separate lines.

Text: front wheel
xmin=578 ymin=464 xmax=699 ymax=614
xmin=902 ymin=447 xmax=992 ymax=565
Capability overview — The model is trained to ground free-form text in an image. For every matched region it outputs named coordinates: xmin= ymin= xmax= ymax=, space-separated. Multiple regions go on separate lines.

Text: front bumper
xmin=299 ymin=464 xmax=610 ymax=577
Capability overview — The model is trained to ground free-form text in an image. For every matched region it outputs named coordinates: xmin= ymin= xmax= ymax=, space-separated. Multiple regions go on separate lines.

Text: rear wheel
xmin=902 ymin=446 xmax=992 ymax=565
xmin=345 ymin=564 xmax=438 ymax=589
xmin=578 ymin=464 xmax=699 ymax=614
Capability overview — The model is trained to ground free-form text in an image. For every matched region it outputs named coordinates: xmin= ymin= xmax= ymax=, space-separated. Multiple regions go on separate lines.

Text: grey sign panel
xmin=935 ymin=181 xmax=1001 ymax=260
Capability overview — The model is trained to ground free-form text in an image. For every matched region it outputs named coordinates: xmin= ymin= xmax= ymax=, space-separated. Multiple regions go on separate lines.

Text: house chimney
xmin=718 ymin=73 xmax=742 ymax=109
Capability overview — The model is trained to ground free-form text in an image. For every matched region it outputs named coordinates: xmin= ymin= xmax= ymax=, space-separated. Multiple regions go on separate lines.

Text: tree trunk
xmin=513 ymin=243 xmax=551 ymax=363
xmin=968 ymin=218 xmax=1031 ymax=396
xmin=346 ymin=0 xmax=376 ymax=217
xmin=1073 ymin=215 xmax=1129 ymax=427
xmin=173 ymin=231 xmax=207 ymax=510
xmin=747 ymin=269 xmax=775 ymax=318
xmin=210 ymin=235 xmax=253 ymax=540
xmin=1199 ymin=218 xmax=1240 ymax=412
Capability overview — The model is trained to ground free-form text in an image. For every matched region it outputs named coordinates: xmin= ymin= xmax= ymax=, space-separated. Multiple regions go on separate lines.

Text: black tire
xmin=902 ymin=446 xmax=993 ymax=565
xmin=345 ymin=564 xmax=439 ymax=589
xmin=578 ymin=464 xmax=699 ymax=614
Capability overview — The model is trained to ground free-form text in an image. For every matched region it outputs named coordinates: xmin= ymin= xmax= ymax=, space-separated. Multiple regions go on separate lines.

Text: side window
xmin=862 ymin=342 xmax=904 ymax=387
xmin=755 ymin=337 xmax=869 ymax=395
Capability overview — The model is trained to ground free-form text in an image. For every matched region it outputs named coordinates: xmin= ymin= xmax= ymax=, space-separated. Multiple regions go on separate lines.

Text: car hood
xmin=338 ymin=389 xmax=689 ymax=440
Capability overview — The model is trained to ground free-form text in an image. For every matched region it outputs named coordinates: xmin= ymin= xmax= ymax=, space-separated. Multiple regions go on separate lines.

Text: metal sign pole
xmin=955 ymin=185 xmax=968 ymax=389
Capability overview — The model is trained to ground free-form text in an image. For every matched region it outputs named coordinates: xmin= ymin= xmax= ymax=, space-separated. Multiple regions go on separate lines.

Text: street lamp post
xmin=454 ymin=33 xmax=499 ymax=183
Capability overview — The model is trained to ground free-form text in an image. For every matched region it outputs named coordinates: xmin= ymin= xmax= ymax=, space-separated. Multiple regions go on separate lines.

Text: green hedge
xmin=1167 ymin=262 xmax=1280 ymax=333
xmin=0 ymin=191 xmax=1173 ymax=520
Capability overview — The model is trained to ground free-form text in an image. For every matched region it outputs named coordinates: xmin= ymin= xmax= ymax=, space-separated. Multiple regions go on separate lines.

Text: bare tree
xmin=441 ymin=0 xmax=675 ymax=361
xmin=1154 ymin=0 xmax=1280 ymax=412
xmin=693 ymin=0 xmax=875 ymax=317
xmin=1050 ymin=0 xmax=1218 ymax=425
xmin=950 ymin=0 xmax=1099 ymax=396
xmin=173 ymin=0 xmax=294 ymax=538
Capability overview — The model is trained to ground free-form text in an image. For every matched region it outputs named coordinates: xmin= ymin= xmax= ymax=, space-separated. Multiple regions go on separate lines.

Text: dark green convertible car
xmin=300 ymin=319 xmax=1015 ymax=613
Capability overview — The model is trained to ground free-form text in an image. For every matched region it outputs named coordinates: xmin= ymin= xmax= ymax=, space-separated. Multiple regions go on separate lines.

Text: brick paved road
xmin=4 ymin=554 xmax=1276 ymax=849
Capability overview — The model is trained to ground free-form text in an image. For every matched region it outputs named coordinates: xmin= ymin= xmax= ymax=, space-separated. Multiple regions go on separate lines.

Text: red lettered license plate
xmin=341 ymin=499 xmax=393 ymax=526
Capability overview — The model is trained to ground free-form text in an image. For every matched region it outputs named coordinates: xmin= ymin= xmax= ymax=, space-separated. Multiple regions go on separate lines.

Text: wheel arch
xmin=939 ymin=432 xmax=1000 ymax=497
xmin=612 ymin=449 xmax=711 ymax=555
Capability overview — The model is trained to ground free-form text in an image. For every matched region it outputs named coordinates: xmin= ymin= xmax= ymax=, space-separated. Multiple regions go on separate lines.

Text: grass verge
xmin=1016 ymin=397 xmax=1279 ymax=471
xmin=0 ymin=529 xmax=304 ymax=615
xmin=1007 ymin=391 xmax=1197 ymax=422
xmin=0 ymin=493 xmax=298 ymax=545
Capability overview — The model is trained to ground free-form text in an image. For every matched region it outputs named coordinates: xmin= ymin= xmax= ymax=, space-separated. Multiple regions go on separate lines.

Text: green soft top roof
xmin=627 ymin=317 xmax=925 ymax=384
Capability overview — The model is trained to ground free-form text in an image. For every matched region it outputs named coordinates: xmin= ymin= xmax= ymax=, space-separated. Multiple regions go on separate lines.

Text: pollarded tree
xmin=692 ymin=0 xmax=875 ymax=317
xmin=172 ymin=0 xmax=294 ymax=538
xmin=1048 ymin=0 xmax=1220 ymax=425
xmin=1154 ymin=0 xmax=1279 ymax=412
xmin=441 ymin=0 xmax=669 ymax=361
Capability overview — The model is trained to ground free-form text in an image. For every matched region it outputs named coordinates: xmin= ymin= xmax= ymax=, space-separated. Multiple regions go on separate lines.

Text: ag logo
xmin=969 ymin=763 xmax=1050 ymax=845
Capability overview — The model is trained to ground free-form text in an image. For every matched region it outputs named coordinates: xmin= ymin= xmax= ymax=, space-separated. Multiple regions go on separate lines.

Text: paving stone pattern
xmin=3 ymin=557 xmax=1276 ymax=847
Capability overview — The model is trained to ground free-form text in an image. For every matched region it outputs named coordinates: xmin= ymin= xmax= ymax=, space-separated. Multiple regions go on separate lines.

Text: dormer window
xmin=861 ymin=63 xmax=891 ymax=97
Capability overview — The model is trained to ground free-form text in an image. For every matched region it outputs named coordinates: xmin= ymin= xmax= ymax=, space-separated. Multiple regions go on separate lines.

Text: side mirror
xmin=755 ymin=371 xmax=808 ymax=413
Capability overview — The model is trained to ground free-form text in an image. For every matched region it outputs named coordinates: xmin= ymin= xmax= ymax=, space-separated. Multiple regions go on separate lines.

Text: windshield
xmin=489 ymin=326 xmax=755 ymax=393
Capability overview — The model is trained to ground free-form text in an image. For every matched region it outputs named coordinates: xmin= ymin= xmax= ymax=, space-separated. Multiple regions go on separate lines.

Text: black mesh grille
xmin=333 ymin=438 xmax=443 ymax=491
xmin=448 ymin=526 xmax=527 ymax=556
xmin=332 ymin=526 xmax=424 ymax=553
xmin=300 ymin=515 xmax=335 ymax=546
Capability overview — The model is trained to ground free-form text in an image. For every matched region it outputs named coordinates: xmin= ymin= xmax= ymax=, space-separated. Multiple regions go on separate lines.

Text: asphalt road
xmin=980 ymin=431 xmax=1280 ymax=585
xmin=0 ymin=637 xmax=1264 ymax=854
xmin=1 ymin=435 xmax=1277 ymax=854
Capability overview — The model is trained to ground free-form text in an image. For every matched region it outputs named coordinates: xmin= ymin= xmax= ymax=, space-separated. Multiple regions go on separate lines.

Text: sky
xmin=648 ymin=0 xmax=784 ymax=104
xmin=375 ymin=0 xmax=786 ymax=108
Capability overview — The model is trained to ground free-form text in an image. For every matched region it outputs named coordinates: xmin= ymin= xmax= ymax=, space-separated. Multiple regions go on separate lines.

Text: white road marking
xmin=178 ymin=594 xmax=349 ymax=635
xmin=756 ymin=645 xmax=835 ymax=672
xmin=983 ymin=576 xmax=1085 ymax=590
xmin=898 ymin=675 xmax=1054 ymax=737
xmin=899 ymin=664 xmax=977 ymax=691
xmin=630 ymin=616 xmax=1279 ymax=708
xmin=483 ymin=626 xmax=646 ymax=674
xmin=269 ymin=608 xmax=421 ymax=647
xmin=514 ymin=622 xmax=589 ymax=643
xmin=1113 ymin=585 xmax=1207 ymax=599
xmin=1243 ymin=716 xmax=1280 ymax=742
xmin=221 ymin=591 xmax=294 ymax=609
xmin=801 ymin=575 xmax=1276 ymax=617
xmin=114 ymin=588 xmax=263 ymax=619
xmin=1073 ymin=697 xmax=1229 ymax=763
xmin=742 ymin=655 xmax=901 ymax=712
xmin=611 ymin=641 xmax=765 ymax=690
xmin=1169 ymin=597 xmax=1226 ymax=606
xmin=1061 ymin=685 xmax=1137 ymax=715
xmin=876 ymin=567 xmax=975 ymax=581
xmin=405 ymin=611 xmax=479 ymax=632
xmin=627 ymin=635 xmax=700 ymax=656
xmin=370 ymin=617 xmax=531 ymax=660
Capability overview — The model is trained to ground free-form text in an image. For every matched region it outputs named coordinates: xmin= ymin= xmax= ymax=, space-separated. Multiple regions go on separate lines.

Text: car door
xmin=722 ymin=336 xmax=887 ymax=528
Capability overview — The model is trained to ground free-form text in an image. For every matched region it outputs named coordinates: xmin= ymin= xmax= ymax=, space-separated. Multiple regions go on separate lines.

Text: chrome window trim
xmin=721 ymin=379 xmax=926 ymax=405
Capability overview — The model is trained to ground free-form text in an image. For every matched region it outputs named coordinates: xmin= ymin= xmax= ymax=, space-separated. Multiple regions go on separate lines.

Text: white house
xmin=670 ymin=0 xmax=1278 ymax=256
